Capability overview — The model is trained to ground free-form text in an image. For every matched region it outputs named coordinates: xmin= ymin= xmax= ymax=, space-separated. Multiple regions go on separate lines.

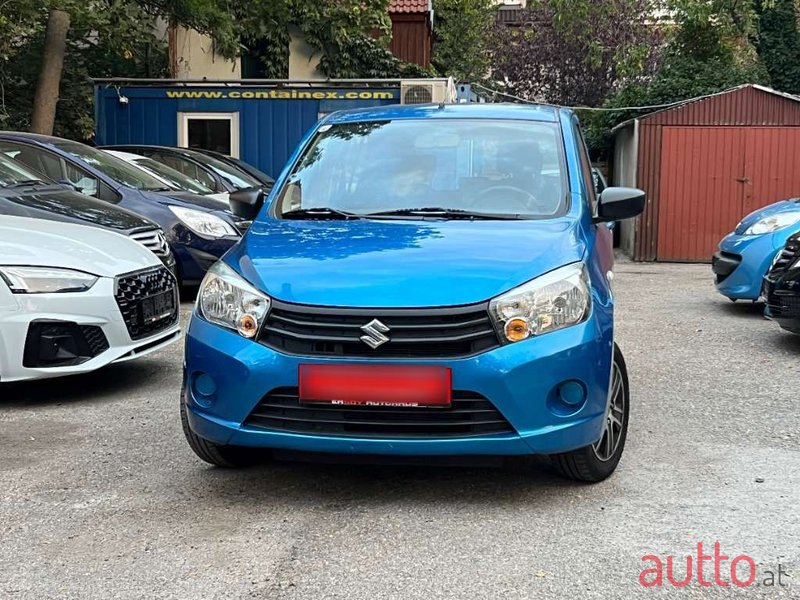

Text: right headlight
xmin=489 ymin=263 xmax=591 ymax=342
xmin=197 ymin=262 xmax=270 ymax=338
xmin=0 ymin=266 xmax=98 ymax=294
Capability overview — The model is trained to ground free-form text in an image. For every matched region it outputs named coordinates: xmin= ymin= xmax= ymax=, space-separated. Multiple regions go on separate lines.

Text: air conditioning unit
xmin=400 ymin=78 xmax=457 ymax=105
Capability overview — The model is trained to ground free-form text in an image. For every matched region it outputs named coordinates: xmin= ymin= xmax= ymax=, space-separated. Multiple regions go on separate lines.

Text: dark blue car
xmin=0 ymin=133 xmax=247 ymax=285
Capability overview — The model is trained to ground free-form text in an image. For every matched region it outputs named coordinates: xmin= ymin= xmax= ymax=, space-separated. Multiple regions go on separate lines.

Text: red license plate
xmin=298 ymin=364 xmax=452 ymax=407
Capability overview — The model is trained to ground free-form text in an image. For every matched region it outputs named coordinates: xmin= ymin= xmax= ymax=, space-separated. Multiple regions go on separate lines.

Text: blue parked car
xmin=0 ymin=133 xmax=248 ymax=286
xmin=181 ymin=104 xmax=645 ymax=482
xmin=712 ymin=199 xmax=800 ymax=301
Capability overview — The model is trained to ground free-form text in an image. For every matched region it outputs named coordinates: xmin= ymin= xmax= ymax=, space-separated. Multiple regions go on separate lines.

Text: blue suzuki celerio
xmin=181 ymin=103 xmax=645 ymax=482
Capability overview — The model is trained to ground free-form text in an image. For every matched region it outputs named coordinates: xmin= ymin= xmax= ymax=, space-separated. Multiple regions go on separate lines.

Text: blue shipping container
xmin=94 ymin=84 xmax=401 ymax=178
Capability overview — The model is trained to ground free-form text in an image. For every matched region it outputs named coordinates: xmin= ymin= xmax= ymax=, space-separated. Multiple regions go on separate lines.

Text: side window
xmin=572 ymin=121 xmax=597 ymax=212
xmin=0 ymin=142 xmax=64 ymax=181
xmin=64 ymin=161 xmax=99 ymax=198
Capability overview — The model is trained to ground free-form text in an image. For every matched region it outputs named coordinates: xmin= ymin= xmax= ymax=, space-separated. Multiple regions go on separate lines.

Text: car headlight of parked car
xmin=0 ymin=266 xmax=98 ymax=294
xmin=489 ymin=263 xmax=590 ymax=342
xmin=744 ymin=213 xmax=800 ymax=235
xmin=198 ymin=261 xmax=270 ymax=338
xmin=168 ymin=206 xmax=238 ymax=238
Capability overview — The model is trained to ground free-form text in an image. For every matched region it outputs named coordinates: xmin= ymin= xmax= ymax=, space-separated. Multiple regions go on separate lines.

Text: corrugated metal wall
xmin=631 ymin=86 xmax=800 ymax=261
xmin=94 ymin=86 xmax=400 ymax=179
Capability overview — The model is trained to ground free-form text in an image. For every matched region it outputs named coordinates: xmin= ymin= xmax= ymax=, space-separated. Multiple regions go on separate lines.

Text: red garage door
xmin=657 ymin=127 xmax=800 ymax=261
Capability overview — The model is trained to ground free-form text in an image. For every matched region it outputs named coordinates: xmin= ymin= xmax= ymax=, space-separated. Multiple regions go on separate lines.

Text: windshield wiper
xmin=282 ymin=207 xmax=364 ymax=220
xmin=3 ymin=179 xmax=46 ymax=189
xmin=366 ymin=207 xmax=523 ymax=220
xmin=145 ymin=187 xmax=176 ymax=193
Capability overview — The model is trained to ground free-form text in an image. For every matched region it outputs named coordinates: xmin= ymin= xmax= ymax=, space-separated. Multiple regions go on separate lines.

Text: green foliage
xmin=432 ymin=0 xmax=496 ymax=81
xmin=755 ymin=0 xmax=800 ymax=94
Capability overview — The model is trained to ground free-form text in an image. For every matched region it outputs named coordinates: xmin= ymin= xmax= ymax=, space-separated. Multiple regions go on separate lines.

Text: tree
xmin=489 ymin=0 xmax=662 ymax=107
xmin=432 ymin=0 xmax=496 ymax=81
xmin=30 ymin=8 xmax=69 ymax=134
xmin=755 ymin=0 xmax=800 ymax=94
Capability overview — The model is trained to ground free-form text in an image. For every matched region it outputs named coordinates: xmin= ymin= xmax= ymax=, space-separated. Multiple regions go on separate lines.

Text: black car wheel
xmin=550 ymin=343 xmax=630 ymax=483
xmin=180 ymin=397 xmax=262 ymax=467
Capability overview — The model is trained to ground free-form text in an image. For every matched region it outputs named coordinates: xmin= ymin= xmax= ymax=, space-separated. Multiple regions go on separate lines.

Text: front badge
xmin=360 ymin=318 xmax=390 ymax=349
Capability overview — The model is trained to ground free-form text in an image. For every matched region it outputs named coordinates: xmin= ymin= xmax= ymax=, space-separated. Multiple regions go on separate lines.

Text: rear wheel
xmin=549 ymin=343 xmax=629 ymax=483
xmin=180 ymin=399 xmax=260 ymax=467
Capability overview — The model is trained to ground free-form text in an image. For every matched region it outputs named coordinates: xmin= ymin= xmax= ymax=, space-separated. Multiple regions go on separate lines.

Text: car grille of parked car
xmin=114 ymin=267 xmax=179 ymax=340
xmin=129 ymin=228 xmax=170 ymax=258
xmin=243 ymin=387 xmax=515 ymax=438
xmin=767 ymin=290 xmax=800 ymax=319
xmin=259 ymin=300 xmax=501 ymax=358
xmin=767 ymin=238 xmax=800 ymax=279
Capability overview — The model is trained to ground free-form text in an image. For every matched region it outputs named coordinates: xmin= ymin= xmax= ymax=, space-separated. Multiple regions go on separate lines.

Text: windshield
xmin=275 ymin=119 xmax=567 ymax=219
xmin=54 ymin=141 xmax=168 ymax=191
xmin=132 ymin=156 xmax=214 ymax=194
xmin=192 ymin=152 xmax=261 ymax=189
xmin=0 ymin=154 xmax=48 ymax=186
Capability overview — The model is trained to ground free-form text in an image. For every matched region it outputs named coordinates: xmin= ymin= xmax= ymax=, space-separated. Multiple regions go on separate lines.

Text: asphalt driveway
xmin=2 ymin=261 xmax=799 ymax=598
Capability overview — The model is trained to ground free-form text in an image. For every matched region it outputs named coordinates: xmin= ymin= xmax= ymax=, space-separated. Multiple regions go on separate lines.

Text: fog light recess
xmin=192 ymin=372 xmax=217 ymax=406
xmin=547 ymin=380 xmax=588 ymax=416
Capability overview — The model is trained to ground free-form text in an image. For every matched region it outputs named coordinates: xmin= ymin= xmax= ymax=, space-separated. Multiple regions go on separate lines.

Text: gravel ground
xmin=2 ymin=261 xmax=799 ymax=599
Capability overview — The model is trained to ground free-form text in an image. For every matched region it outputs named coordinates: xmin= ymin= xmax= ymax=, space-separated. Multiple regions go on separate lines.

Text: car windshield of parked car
xmin=132 ymin=156 xmax=214 ymax=195
xmin=0 ymin=154 xmax=49 ymax=186
xmin=274 ymin=119 xmax=567 ymax=219
xmin=195 ymin=153 xmax=262 ymax=190
xmin=54 ymin=141 xmax=170 ymax=191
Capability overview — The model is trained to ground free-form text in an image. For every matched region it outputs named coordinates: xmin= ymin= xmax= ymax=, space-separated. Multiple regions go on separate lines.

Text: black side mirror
xmin=229 ymin=187 xmax=265 ymax=220
xmin=594 ymin=187 xmax=645 ymax=223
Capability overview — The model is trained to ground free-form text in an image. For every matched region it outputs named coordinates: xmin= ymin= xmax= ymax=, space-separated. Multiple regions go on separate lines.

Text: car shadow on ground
xmin=713 ymin=299 xmax=766 ymax=318
xmin=180 ymin=452 xmax=594 ymax=507
xmin=0 ymin=361 xmax=168 ymax=408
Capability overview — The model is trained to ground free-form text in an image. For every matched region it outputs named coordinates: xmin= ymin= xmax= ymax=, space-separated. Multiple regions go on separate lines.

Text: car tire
xmin=549 ymin=343 xmax=630 ymax=483
xmin=180 ymin=399 xmax=260 ymax=467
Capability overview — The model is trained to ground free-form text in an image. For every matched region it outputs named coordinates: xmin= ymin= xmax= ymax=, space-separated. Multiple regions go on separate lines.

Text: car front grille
xmin=243 ymin=387 xmax=515 ymax=438
xmin=767 ymin=291 xmax=800 ymax=319
xmin=114 ymin=266 xmax=179 ymax=340
xmin=768 ymin=238 xmax=800 ymax=279
xmin=259 ymin=300 xmax=501 ymax=358
xmin=129 ymin=228 xmax=170 ymax=258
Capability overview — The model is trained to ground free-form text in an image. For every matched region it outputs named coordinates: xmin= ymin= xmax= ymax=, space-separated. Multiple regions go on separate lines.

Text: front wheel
xmin=549 ymin=343 xmax=630 ymax=483
xmin=180 ymin=399 xmax=261 ymax=467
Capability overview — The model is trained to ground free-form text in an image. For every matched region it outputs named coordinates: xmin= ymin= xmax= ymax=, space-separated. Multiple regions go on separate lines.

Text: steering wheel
xmin=472 ymin=185 xmax=538 ymax=214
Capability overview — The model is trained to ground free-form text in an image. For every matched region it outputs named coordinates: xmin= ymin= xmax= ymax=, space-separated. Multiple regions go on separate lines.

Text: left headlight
xmin=197 ymin=261 xmax=270 ymax=338
xmin=0 ymin=266 xmax=98 ymax=294
xmin=169 ymin=206 xmax=238 ymax=238
xmin=489 ymin=263 xmax=591 ymax=343
xmin=744 ymin=213 xmax=800 ymax=235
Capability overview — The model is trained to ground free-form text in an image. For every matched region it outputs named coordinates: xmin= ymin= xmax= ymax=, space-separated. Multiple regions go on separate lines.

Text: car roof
xmin=324 ymin=102 xmax=564 ymax=124
xmin=102 ymin=144 xmax=206 ymax=158
xmin=0 ymin=131 xmax=71 ymax=146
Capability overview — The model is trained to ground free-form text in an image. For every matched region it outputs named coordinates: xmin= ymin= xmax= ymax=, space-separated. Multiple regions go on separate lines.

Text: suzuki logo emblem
xmin=360 ymin=319 xmax=390 ymax=349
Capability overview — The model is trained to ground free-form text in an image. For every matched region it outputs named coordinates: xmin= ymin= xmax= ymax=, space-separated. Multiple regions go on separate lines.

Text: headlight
xmin=0 ymin=266 xmax=98 ymax=294
xmin=197 ymin=262 xmax=270 ymax=338
xmin=489 ymin=263 xmax=590 ymax=342
xmin=169 ymin=206 xmax=238 ymax=238
xmin=744 ymin=213 xmax=800 ymax=235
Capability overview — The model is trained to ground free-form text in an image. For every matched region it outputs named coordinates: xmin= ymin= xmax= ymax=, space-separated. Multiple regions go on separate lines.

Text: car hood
xmin=0 ymin=215 xmax=161 ymax=277
xmin=228 ymin=218 xmax=585 ymax=307
xmin=735 ymin=199 xmax=800 ymax=234
xmin=0 ymin=186 xmax=155 ymax=231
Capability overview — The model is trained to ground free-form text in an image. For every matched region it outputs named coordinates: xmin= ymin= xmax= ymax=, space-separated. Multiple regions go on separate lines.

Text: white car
xmin=103 ymin=150 xmax=230 ymax=204
xmin=0 ymin=215 xmax=181 ymax=382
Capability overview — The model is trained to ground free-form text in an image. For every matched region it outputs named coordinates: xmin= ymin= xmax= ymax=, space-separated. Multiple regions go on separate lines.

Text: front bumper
xmin=0 ymin=277 xmax=181 ymax=383
xmin=713 ymin=233 xmax=783 ymax=300
xmin=183 ymin=312 xmax=614 ymax=457
xmin=169 ymin=230 xmax=238 ymax=286
xmin=764 ymin=274 xmax=800 ymax=333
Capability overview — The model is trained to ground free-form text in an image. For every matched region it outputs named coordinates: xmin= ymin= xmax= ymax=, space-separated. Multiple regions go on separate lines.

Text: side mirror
xmin=591 ymin=168 xmax=607 ymax=195
xmin=594 ymin=187 xmax=645 ymax=223
xmin=229 ymin=187 xmax=265 ymax=220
